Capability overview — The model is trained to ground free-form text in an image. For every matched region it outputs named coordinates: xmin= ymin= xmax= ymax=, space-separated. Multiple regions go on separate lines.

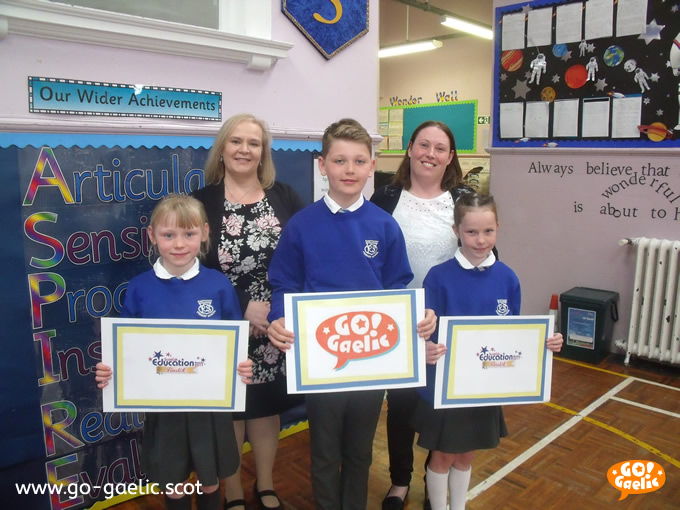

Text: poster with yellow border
xmin=284 ymin=289 xmax=426 ymax=393
xmin=434 ymin=315 xmax=553 ymax=408
xmin=101 ymin=317 xmax=248 ymax=412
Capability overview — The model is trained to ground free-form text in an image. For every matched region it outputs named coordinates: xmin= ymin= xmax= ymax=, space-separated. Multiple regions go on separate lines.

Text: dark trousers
xmin=385 ymin=387 xmax=421 ymax=486
xmin=306 ymin=390 xmax=384 ymax=510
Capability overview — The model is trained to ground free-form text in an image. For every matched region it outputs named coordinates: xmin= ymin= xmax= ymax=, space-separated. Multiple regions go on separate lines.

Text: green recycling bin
xmin=559 ymin=287 xmax=619 ymax=363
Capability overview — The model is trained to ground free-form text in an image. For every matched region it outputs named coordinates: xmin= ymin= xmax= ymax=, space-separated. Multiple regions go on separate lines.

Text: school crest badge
xmin=496 ymin=299 xmax=510 ymax=316
xmin=197 ymin=300 xmax=216 ymax=318
xmin=363 ymin=240 xmax=379 ymax=258
xmin=282 ymin=0 xmax=370 ymax=59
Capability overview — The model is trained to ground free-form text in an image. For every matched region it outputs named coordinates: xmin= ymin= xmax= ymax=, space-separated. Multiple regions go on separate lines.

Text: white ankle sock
xmin=426 ymin=466 xmax=449 ymax=510
xmin=448 ymin=466 xmax=471 ymax=510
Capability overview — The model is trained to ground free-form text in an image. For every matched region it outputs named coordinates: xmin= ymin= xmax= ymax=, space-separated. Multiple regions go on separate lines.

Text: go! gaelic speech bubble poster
xmin=284 ymin=289 xmax=426 ymax=393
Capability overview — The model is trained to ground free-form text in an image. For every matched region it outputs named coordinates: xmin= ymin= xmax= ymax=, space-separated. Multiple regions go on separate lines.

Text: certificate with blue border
xmin=284 ymin=289 xmax=426 ymax=393
xmin=101 ymin=318 xmax=248 ymax=412
xmin=434 ymin=316 xmax=554 ymax=408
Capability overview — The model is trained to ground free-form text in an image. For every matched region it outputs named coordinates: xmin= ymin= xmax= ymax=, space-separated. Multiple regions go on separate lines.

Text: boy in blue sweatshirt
xmin=267 ymin=119 xmax=435 ymax=510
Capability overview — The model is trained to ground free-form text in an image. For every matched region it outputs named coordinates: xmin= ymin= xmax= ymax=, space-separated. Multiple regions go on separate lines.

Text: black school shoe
xmin=382 ymin=487 xmax=409 ymax=510
xmin=254 ymin=480 xmax=283 ymax=510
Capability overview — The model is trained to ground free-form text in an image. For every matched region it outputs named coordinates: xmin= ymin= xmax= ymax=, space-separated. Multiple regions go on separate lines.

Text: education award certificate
xmin=101 ymin=318 xmax=248 ymax=412
xmin=434 ymin=315 xmax=554 ymax=408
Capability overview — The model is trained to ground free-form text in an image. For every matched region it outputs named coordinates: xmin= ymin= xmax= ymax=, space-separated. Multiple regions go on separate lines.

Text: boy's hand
xmin=417 ymin=309 xmax=437 ymax=340
xmin=546 ymin=333 xmax=563 ymax=352
xmin=237 ymin=359 xmax=254 ymax=384
xmin=426 ymin=341 xmax=447 ymax=364
xmin=95 ymin=362 xmax=112 ymax=389
xmin=267 ymin=317 xmax=295 ymax=351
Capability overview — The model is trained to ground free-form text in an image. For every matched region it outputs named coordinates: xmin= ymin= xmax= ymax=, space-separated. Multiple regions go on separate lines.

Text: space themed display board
xmin=493 ymin=0 xmax=680 ymax=148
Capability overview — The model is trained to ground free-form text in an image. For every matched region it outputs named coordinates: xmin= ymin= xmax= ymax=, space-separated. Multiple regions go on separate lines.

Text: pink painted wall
xmin=0 ymin=1 xmax=379 ymax=136
xmin=490 ymin=149 xmax=680 ymax=352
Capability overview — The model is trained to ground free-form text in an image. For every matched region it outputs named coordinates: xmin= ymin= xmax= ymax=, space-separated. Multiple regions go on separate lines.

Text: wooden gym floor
xmin=103 ymin=353 xmax=679 ymax=509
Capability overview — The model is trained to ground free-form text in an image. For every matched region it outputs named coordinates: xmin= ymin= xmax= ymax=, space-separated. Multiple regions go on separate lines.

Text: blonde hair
xmin=204 ymin=113 xmax=276 ymax=188
xmin=149 ymin=194 xmax=210 ymax=259
xmin=321 ymin=118 xmax=373 ymax=157
xmin=454 ymin=193 xmax=498 ymax=226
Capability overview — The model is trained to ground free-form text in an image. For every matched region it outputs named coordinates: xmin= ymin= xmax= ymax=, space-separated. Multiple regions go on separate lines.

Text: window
xmin=0 ymin=0 xmax=292 ymax=71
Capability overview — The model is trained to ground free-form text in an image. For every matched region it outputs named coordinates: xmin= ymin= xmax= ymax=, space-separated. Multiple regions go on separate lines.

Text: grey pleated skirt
xmin=141 ymin=411 xmax=239 ymax=486
xmin=411 ymin=397 xmax=508 ymax=453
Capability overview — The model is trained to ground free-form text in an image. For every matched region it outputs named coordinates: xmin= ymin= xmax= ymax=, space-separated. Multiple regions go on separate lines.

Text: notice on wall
xmin=29 ymin=77 xmax=222 ymax=120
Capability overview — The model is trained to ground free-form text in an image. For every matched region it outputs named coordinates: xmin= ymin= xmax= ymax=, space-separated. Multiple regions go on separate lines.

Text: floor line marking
xmin=580 ymin=414 xmax=680 ymax=469
xmin=555 ymin=357 xmax=680 ymax=392
xmin=609 ymin=396 xmax=680 ymax=419
xmin=468 ymin=379 xmax=633 ymax=500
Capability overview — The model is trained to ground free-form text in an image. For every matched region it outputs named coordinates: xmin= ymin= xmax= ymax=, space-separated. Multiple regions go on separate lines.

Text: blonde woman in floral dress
xmin=193 ymin=113 xmax=303 ymax=510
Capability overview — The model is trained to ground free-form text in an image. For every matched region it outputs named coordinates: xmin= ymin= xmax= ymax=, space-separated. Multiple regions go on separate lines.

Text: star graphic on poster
xmin=525 ymin=71 xmax=532 ymax=80
xmin=481 ymin=346 xmax=489 ymax=354
xmin=387 ymin=324 xmax=394 ymax=331
xmin=153 ymin=351 xmax=163 ymax=359
xmin=521 ymin=4 xmax=532 ymax=13
xmin=323 ymin=327 xmax=330 ymax=334
xmin=639 ymin=19 xmax=664 ymax=45
xmin=501 ymin=73 xmax=508 ymax=82
xmin=552 ymin=74 xmax=561 ymax=83
xmin=560 ymin=50 xmax=572 ymax=62
xmin=657 ymin=109 xmax=664 ymax=116
xmin=587 ymin=43 xmax=595 ymax=53
xmin=512 ymin=79 xmax=531 ymax=99
xmin=595 ymin=78 xmax=608 ymax=91
xmin=650 ymin=72 xmax=660 ymax=82
xmin=644 ymin=97 xmax=651 ymax=104
xmin=672 ymin=4 xmax=679 ymax=13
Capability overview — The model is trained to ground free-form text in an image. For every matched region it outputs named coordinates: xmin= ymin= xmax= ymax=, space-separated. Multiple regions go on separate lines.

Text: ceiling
xmin=379 ymin=0 xmax=495 ymax=48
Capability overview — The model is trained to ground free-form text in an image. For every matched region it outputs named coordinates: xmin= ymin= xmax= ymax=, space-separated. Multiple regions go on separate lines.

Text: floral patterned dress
xmin=218 ymin=197 xmax=286 ymax=389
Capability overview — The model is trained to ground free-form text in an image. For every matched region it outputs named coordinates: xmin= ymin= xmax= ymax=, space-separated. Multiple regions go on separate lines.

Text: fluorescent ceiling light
xmin=440 ymin=15 xmax=493 ymax=40
xmin=378 ymin=39 xmax=442 ymax=58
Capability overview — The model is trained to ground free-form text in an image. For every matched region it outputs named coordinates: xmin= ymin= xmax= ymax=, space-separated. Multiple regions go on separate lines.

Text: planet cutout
xmin=552 ymin=44 xmax=568 ymax=58
xmin=565 ymin=65 xmax=588 ymax=89
xmin=541 ymin=86 xmax=556 ymax=102
xmin=638 ymin=122 xmax=673 ymax=142
xmin=501 ymin=50 xmax=523 ymax=72
xmin=603 ymin=45 xmax=624 ymax=67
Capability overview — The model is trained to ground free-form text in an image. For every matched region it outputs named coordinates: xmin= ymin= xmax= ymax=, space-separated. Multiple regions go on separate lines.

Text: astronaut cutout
xmin=586 ymin=57 xmax=598 ymax=81
xmin=579 ymin=40 xmax=587 ymax=57
xmin=670 ymin=32 xmax=680 ymax=129
xmin=634 ymin=67 xmax=650 ymax=93
xmin=529 ymin=53 xmax=547 ymax=85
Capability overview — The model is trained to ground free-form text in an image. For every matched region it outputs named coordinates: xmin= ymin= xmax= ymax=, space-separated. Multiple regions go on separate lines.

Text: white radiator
xmin=618 ymin=238 xmax=680 ymax=365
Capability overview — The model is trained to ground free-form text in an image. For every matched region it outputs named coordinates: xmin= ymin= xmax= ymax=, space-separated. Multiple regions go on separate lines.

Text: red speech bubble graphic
xmin=607 ymin=460 xmax=666 ymax=500
xmin=315 ymin=312 xmax=399 ymax=369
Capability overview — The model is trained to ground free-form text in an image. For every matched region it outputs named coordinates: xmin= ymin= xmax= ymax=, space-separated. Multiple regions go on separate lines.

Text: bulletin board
xmin=379 ymin=100 xmax=478 ymax=154
xmin=492 ymin=0 xmax=680 ymax=148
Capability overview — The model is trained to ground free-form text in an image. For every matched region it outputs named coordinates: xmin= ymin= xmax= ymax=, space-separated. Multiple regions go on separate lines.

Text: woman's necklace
xmin=225 ymin=181 xmax=260 ymax=204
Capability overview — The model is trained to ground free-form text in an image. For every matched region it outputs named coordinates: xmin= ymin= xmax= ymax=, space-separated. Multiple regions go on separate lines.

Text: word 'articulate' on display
xmin=316 ymin=312 xmax=399 ymax=369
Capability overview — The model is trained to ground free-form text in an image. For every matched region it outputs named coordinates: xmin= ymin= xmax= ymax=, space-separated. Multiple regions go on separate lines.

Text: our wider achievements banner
xmin=284 ymin=289 xmax=426 ymax=393
xmin=435 ymin=315 xmax=554 ymax=408
xmin=101 ymin=318 xmax=249 ymax=412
